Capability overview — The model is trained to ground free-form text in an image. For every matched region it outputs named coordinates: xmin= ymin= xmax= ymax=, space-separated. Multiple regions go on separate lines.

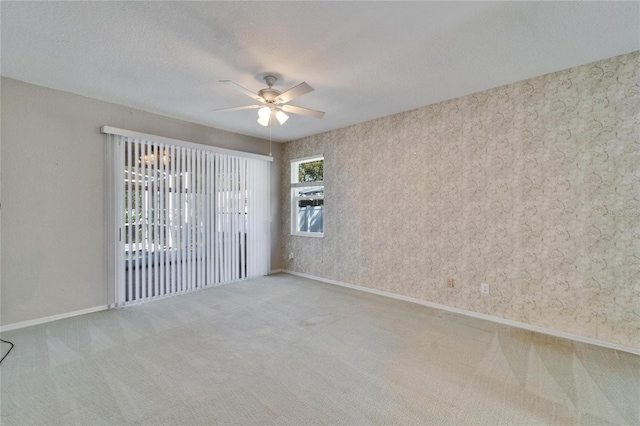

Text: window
xmin=291 ymin=156 xmax=324 ymax=237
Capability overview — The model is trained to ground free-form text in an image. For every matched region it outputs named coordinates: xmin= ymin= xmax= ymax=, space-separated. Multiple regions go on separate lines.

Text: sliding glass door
xmin=106 ymin=129 xmax=271 ymax=307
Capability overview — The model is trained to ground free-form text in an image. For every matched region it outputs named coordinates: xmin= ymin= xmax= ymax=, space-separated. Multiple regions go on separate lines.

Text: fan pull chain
xmin=269 ymin=114 xmax=272 ymax=156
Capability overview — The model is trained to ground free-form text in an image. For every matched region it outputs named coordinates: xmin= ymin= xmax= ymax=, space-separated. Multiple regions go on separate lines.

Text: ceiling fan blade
xmin=220 ymin=80 xmax=264 ymax=102
xmin=212 ymin=104 xmax=262 ymax=112
xmin=276 ymin=82 xmax=314 ymax=103
xmin=280 ymin=104 xmax=325 ymax=119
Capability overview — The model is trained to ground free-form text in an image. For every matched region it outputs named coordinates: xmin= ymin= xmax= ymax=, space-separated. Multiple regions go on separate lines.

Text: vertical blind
xmin=105 ymin=128 xmax=271 ymax=307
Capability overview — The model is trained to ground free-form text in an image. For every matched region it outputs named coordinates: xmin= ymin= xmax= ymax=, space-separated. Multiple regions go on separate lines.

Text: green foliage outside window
xmin=298 ymin=160 xmax=323 ymax=182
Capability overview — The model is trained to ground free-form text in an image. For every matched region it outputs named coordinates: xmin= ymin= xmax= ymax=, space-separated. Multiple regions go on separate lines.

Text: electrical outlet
xmin=288 ymin=252 xmax=294 ymax=260
xmin=447 ymin=278 xmax=454 ymax=288
xmin=481 ymin=283 xmax=489 ymax=294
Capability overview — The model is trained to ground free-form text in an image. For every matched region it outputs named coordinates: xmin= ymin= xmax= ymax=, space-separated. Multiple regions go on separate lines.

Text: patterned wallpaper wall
xmin=280 ymin=52 xmax=640 ymax=350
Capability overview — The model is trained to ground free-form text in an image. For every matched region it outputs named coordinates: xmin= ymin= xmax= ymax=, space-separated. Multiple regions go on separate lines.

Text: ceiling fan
xmin=215 ymin=75 xmax=325 ymax=126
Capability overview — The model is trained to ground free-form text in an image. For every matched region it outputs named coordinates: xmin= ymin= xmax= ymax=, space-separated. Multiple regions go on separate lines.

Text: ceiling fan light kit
xmin=275 ymin=110 xmax=289 ymax=125
xmin=257 ymin=106 xmax=271 ymax=126
xmin=256 ymin=105 xmax=289 ymax=127
xmin=216 ymin=75 xmax=325 ymax=127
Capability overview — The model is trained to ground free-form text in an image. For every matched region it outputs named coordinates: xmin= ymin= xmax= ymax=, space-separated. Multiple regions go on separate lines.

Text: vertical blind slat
xmin=184 ymin=149 xmax=190 ymax=292
xmin=194 ymin=149 xmax=197 ymax=289
xmin=199 ymin=150 xmax=204 ymax=288
xmin=222 ymin=155 xmax=227 ymax=283
xmin=189 ymin=149 xmax=195 ymax=291
xmin=198 ymin=151 xmax=202 ymax=287
xmin=159 ymin=143 xmax=166 ymax=297
xmin=228 ymin=155 xmax=232 ymax=283
xmin=231 ymin=157 xmax=237 ymax=282
xmin=117 ymin=137 xmax=125 ymax=305
xmin=142 ymin=143 xmax=148 ymax=300
xmin=215 ymin=154 xmax=221 ymax=285
xmin=180 ymin=147 xmax=186 ymax=293
xmin=126 ymin=139 xmax=133 ymax=303
xmin=134 ymin=140 xmax=141 ymax=301
xmin=238 ymin=158 xmax=242 ymax=279
xmin=152 ymin=142 xmax=158 ymax=298
xmin=170 ymin=145 xmax=177 ymax=296
xmin=207 ymin=153 xmax=212 ymax=286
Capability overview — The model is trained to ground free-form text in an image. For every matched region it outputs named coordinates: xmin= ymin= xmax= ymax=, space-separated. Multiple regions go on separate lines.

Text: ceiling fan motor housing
xmin=259 ymin=76 xmax=281 ymax=103
xmin=258 ymin=88 xmax=281 ymax=103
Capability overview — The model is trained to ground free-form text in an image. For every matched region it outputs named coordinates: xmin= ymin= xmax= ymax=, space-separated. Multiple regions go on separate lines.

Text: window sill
xmin=291 ymin=232 xmax=324 ymax=239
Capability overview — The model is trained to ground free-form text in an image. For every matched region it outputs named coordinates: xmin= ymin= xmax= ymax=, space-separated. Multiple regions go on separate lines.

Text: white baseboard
xmin=0 ymin=276 xmax=261 ymax=333
xmin=270 ymin=268 xmax=286 ymax=274
xmin=281 ymin=270 xmax=640 ymax=356
xmin=0 ymin=305 xmax=109 ymax=333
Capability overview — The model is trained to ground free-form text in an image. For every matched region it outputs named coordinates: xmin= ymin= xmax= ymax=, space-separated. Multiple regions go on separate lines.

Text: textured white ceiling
xmin=2 ymin=1 xmax=638 ymax=142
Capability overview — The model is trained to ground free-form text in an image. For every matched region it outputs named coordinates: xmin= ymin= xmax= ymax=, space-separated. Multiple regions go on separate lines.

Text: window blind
xmin=105 ymin=128 xmax=271 ymax=307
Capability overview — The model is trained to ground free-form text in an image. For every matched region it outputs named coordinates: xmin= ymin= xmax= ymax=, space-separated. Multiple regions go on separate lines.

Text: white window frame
xmin=291 ymin=155 xmax=324 ymax=238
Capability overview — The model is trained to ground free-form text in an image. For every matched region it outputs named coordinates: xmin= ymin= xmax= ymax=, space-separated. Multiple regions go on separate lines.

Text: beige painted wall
xmin=1 ymin=77 xmax=282 ymax=326
xmin=281 ymin=52 xmax=640 ymax=349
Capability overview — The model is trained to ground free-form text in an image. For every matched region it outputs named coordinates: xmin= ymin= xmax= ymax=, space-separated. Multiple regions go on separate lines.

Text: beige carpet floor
xmin=1 ymin=273 xmax=638 ymax=425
